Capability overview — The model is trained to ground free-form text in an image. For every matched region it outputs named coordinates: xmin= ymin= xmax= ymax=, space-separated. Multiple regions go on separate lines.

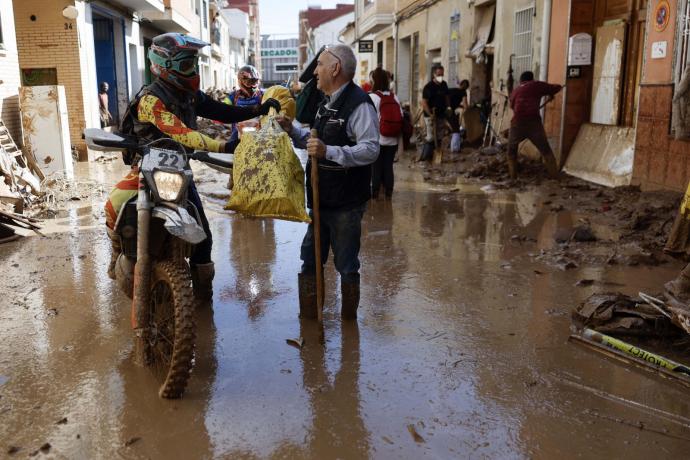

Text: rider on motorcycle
xmin=105 ymin=33 xmax=280 ymax=300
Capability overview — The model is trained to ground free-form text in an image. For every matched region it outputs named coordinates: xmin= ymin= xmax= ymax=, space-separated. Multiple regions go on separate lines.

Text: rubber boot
xmin=665 ymin=265 xmax=690 ymax=304
xmin=507 ymin=154 xmax=518 ymax=180
xmin=106 ymin=226 xmax=120 ymax=280
xmin=543 ymin=152 xmax=560 ymax=179
xmin=298 ymin=273 xmax=318 ymax=319
xmin=341 ymin=275 xmax=360 ymax=320
xmin=191 ymin=262 xmax=215 ymax=301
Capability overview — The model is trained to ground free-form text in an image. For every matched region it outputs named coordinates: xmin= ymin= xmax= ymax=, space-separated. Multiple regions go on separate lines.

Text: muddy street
xmin=2 ymin=159 xmax=690 ymax=459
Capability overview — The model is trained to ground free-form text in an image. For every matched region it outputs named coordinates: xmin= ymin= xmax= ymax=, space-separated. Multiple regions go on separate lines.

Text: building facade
xmin=0 ymin=0 xmax=22 ymax=143
xmin=298 ymin=4 xmax=354 ymax=72
xmin=221 ymin=7 xmax=250 ymax=90
xmin=260 ymin=35 xmax=299 ymax=87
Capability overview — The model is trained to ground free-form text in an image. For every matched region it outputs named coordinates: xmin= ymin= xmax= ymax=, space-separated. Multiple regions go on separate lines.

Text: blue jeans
xmin=300 ymin=203 xmax=366 ymax=283
xmin=187 ymin=182 xmax=213 ymax=265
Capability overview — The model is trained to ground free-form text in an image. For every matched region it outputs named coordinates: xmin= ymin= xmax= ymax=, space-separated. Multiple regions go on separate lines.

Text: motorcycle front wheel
xmin=148 ymin=260 xmax=196 ymax=398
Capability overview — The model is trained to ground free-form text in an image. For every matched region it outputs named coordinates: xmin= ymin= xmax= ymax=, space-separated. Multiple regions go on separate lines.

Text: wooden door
xmin=622 ymin=0 xmax=647 ymax=127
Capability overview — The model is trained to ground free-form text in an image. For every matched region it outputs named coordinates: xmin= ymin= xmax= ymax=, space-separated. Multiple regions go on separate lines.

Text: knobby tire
xmin=150 ymin=260 xmax=196 ymax=399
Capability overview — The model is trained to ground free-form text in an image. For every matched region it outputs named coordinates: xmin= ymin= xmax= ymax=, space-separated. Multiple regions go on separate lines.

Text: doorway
xmin=93 ymin=13 xmax=119 ymax=121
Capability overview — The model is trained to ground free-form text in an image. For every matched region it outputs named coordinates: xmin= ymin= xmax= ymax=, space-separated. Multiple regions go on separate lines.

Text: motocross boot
xmin=106 ymin=226 xmax=121 ymax=280
xmin=191 ymin=262 xmax=215 ymax=302
xmin=543 ymin=152 xmax=560 ymax=180
xmin=298 ymin=273 xmax=318 ymax=319
xmin=507 ymin=154 xmax=518 ymax=180
xmin=341 ymin=274 xmax=360 ymax=320
xmin=665 ymin=264 xmax=690 ymax=304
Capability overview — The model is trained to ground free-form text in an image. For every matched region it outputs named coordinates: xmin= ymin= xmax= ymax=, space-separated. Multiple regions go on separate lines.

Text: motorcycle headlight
xmin=153 ymin=171 xmax=185 ymax=201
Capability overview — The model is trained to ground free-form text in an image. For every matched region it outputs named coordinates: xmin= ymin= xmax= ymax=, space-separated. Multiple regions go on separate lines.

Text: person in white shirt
xmin=368 ymin=68 xmax=403 ymax=199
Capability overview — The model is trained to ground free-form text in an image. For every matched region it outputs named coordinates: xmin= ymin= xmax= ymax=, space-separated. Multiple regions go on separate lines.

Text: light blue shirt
xmin=288 ymin=82 xmax=380 ymax=168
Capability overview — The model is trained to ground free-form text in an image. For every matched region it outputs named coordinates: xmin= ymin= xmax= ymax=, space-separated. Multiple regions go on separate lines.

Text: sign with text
xmin=358 ymin=40 xmax=374 ymax=53
xmin=568 ymin=33 xmax=592 ymax=66
xmin=261 ymin=48 xmax=298 ymax=59
xmin=275 ymin=63 xmax=299 ymax=73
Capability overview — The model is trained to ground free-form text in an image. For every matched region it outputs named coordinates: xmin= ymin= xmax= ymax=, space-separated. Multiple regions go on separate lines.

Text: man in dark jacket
xmin=109 ymin=33 xmax=280 ymax=300
xmin=507 ymin=71 xmax=562 ymax=180
xmin=277 ymin=44 xmax=379 ymax=320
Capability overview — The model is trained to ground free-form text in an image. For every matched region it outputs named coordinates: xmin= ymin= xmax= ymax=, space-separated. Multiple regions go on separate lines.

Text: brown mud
xmin=1 ymin=153 xmax=689 ymax=458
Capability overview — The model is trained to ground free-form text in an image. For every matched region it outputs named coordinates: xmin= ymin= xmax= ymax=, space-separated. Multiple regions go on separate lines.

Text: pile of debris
xmin=204 ymin=87 xmax=230 ymax=103
xmin=571 ymin=292 xmax=690 ymax=387
xmin=0 ymin=120 xmax=44 ymax=212
xmin=197 ymin=118 xmax=233 ymax=142
xmin=0 ymin=120 xmax=45 ymax=241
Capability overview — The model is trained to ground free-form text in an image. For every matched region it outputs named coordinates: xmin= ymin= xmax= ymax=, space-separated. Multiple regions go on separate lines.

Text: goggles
xmin=170 ymin=54 xmax=199 ymax=75
xmin=240 ymin=76 xmax=259 ymax=85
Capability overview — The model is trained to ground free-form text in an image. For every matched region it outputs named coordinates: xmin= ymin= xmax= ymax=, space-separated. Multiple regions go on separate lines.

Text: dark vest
xmin=119 ymin=80 xmax=197 ymax=162
xmin=306 ymin=82 xmax=374 ymax=210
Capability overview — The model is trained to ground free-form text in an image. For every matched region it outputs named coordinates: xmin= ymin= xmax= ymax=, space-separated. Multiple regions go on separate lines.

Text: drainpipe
xmin=539 ymin=0 xmax=552 ymax=119
xmin=539 ymin=0 xmax=552 ymax=81
xmin=394 ymin=15 xmax=399 ymax=95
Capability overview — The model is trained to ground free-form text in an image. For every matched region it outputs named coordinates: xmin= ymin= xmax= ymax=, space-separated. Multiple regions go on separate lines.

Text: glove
xmin=223 ymin=139 xmax=239 ymax=153
xmin=258 ymin=98 xmax=281 ymax=116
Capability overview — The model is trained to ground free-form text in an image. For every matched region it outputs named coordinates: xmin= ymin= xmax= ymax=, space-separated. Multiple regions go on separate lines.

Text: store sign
xmin=275 ymin=63 xmax=299 ymax=73
xmin=261 ymin=48 xmax=298 ymax=58
xmin=358 ymin=40 xmax=374 ymax=53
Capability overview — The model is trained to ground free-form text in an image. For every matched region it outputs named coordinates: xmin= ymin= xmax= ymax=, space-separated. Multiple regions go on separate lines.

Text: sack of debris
xmin=260 ymin=85 xmax=296 ymax=127
xmin=225 ymin=118 xmax=310 ymax=223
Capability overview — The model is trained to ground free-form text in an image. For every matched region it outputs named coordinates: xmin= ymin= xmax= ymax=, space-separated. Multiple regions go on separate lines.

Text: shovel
xmin=310 ymin=129 xmax=325 ymax=323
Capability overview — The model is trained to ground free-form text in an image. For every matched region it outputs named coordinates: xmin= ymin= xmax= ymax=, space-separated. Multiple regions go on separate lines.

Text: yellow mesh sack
xmin=260 ymin=85 xmax=296 ymax=126
xmin=225 ymin=118 xmax=310 ymax=223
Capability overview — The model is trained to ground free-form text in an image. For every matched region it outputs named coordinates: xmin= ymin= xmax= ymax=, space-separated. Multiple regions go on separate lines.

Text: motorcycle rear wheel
xmin=148 ymin=260 xmax=196 ymax=399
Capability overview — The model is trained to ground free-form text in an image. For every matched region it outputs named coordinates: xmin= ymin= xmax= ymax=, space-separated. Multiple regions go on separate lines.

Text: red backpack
xmin=375 ymin=91 xmax=403 ymax=137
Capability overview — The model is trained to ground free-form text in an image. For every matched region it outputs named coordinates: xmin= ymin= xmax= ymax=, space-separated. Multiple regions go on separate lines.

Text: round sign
xmin=654 ymin=0 xmax=670 ymax=32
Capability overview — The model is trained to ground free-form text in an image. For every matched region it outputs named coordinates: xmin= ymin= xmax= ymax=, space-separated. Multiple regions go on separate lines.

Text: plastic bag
xmin=225 ymin=118 xmax=311 ymax=223
xmin=260 ymin=85 xmax=296 ymax=126
xmin=450 ymin=132 xmax=462 ymax=153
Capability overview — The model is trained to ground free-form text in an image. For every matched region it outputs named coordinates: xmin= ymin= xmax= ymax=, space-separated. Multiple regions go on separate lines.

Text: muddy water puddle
xmin=1 ymin=162 xmax=689 ymax=458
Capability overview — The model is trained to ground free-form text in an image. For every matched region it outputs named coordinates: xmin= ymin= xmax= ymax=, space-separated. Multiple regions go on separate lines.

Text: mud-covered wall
xmin=13 ymin=0 xmax=86 ymax=160
xmin=632 ymin=0 xmax=689 ymax=191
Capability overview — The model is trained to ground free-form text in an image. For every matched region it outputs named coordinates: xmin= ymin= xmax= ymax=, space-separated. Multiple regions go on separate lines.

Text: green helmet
xmin=148 ymin=33 xmax=209 ymax=92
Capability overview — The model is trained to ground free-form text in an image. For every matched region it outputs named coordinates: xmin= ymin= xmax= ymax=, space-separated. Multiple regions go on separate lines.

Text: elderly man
xmin=278 ymin=44 xmax=379 ymax=320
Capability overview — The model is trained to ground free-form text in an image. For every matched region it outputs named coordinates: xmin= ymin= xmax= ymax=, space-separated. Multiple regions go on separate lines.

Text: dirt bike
xmin=85 ymin=128 xmax=232 ymax=398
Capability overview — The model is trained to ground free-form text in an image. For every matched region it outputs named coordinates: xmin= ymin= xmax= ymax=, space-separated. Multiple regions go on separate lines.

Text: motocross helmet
xmin=237 ymin=65 xmax=261 ymax=96
xmin=148 ymin=33 xmax=209 ymax=93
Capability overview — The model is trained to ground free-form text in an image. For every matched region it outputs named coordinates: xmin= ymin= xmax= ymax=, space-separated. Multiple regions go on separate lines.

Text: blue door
xmin=93 ymin=14 xmax=118 ymax=121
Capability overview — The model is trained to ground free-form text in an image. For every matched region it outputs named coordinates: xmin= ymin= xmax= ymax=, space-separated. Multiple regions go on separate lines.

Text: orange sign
xmin=654 ymin=0 xmax=671 ymax=32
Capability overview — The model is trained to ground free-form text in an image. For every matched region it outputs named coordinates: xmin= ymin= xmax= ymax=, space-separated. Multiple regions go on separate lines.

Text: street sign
xmin=359 ymin=40 xmax=374 ymax=53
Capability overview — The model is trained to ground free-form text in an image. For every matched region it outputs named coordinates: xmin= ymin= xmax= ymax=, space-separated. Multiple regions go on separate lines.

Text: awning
xmin=469 ymin=4 xmax=495 ymax=59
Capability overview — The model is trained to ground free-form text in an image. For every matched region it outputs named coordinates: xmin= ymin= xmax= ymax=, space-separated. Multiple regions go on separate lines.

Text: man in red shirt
xmin=507 ymin=71 xmax=562 ymax=180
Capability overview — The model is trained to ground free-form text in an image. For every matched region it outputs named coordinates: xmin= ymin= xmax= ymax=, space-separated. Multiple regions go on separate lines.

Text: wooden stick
xmin=310 ymin=129 xmax=324 ymax=323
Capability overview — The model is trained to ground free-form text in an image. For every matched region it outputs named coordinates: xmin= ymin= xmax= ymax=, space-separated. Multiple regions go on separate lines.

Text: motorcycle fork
xmin=132 ymin=178 xmax=153 ymax=366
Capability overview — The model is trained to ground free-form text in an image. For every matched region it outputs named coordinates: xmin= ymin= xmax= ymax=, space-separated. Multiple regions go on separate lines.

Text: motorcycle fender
xmin=152 ymin=205 xmax=207 ymax=244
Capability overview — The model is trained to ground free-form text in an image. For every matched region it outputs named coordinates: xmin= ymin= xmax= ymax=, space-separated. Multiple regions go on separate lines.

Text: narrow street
xmin=1 ymin=157 xmax=689 ymax=458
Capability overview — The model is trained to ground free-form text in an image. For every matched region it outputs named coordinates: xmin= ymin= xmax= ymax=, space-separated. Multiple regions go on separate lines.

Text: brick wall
xmin=13 ymin=0 xmax=86 ymax=158
xmin=632 ymin=84 xmax=689 ymax=191
xmin=0 ymin=0 xmax=22 ymax=144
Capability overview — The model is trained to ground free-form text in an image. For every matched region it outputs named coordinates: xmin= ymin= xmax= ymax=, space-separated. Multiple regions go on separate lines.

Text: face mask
xmin=435 ymin=76 xmax=444 ymax=83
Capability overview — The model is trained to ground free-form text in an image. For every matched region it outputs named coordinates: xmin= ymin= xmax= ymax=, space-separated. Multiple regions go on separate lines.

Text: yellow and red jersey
xmin=137 ymin=94 xmax=224 ymax=152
